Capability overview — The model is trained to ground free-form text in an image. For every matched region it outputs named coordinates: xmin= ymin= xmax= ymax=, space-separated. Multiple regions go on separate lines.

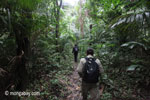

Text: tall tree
xmin=54 ymin=0 xmax=62 ymax=52
xmin=79 ymin=0 xmax=84 ymax=37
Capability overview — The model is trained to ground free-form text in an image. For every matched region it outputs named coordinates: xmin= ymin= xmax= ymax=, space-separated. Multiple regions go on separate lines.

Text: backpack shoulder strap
xmin=85 ymin=57 xmax=96 ymax=60
xmin=93 ymin=58 xmax=96 ymax=61
xmin=85 ymin=57 xmax=88 ymax=61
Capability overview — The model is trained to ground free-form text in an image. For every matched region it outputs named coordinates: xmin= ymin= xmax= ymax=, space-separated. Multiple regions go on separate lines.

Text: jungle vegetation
xmin=0 ymin=0 xmax=150 ymax=100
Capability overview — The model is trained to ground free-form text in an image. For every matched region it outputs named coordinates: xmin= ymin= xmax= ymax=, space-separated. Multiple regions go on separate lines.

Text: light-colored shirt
xmin=77 ymin=55 xmax=104 ymax=75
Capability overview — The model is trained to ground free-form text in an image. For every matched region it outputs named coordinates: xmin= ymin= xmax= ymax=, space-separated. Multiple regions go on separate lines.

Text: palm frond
xmin=121 ymin=41 xmax=149 ymax=50
xmin=111 ymin=11 xmax=150 ymax=28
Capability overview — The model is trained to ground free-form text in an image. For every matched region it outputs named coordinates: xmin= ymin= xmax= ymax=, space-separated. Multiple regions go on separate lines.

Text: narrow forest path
xmin=59 ymin=62 xmax=104 ymax=100
xmin=59 ymin=62 xmax=82 ymax=100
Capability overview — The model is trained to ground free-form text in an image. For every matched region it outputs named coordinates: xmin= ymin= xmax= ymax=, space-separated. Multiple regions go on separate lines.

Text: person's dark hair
xmin=86 ymin=48 xmax=94 ymax=55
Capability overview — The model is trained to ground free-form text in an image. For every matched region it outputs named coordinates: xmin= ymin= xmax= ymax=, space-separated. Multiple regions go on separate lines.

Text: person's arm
xmin=96 ymin=59 xmax=104 ymax=73
xmin=77 ymin=58 xmax=85 ymax=77
xmin=72 ymin=47 xmax=74 ymax=53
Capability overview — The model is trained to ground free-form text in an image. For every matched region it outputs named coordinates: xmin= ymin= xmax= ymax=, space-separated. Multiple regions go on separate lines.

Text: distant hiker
xmin=88 ymin=43 xmax=92 ymax=49
xmin=72 ymin=44 xmax=79 ymax=62
xmin=77 ymin=48 xmax=104 ymax=100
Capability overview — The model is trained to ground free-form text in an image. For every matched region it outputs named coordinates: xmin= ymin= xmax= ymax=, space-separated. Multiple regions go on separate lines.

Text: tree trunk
xmin=79 ymin=0 xmax=84 ymax=37
xmin=14 ymin=28 xmax=29 ymax=91
xmin=55 ymin=0 xmax=62 ymax=52
xmin=12 ymin=11 xmax=31 ymax=91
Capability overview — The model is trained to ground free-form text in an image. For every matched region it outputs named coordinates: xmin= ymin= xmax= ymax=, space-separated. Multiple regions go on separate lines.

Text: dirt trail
xmin=65 ymin=63 xmax=82 ymax=100
xmin=60 ymin=62 xmax=104 ymax=100
xmin=60 ymin=63 xmax=82 ymax=100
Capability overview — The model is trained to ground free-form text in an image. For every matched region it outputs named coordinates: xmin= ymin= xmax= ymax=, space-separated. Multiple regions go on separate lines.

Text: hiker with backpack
xmin=77 ymin=48 xmax=104 ymax=100
xmin=72 ymin=44 xmax=79 ymax=62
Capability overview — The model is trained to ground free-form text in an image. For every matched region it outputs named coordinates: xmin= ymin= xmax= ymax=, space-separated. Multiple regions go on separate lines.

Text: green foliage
xmin=0 ymin=0 xmax=73 ymax=99
xmin=121 ymin=41 xmax=149 ymax=50
xmin=83 ymin=0 xmax=150 ymax=99
xmin=1 ymin=0 xmax=150 ymax=99
xmin=101 ymin=92 xmax=112 ymax=100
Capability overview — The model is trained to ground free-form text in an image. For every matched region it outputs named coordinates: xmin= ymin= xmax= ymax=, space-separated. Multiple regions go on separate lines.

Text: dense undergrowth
xmin=0 ymin=0 xmax=150 ymax=100
xmin=23 ymin=34 xmax=74 ymax=100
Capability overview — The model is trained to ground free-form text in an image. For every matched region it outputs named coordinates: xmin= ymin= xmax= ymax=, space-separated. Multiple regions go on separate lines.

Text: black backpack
xmin=82 ymin=57 xmax=100 ymax=83
xmin=74 ymin=47 xmax=78 ymax=52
